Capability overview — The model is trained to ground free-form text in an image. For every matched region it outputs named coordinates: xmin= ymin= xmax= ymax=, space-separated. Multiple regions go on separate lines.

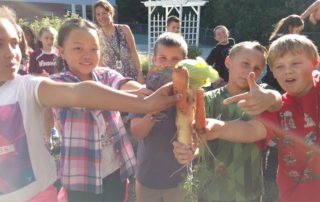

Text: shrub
xmin=188 ymin=46 xmax=201 ymax=59
xmin=18 ymin=12 xmax=79 ymax=37
xmin=139 ymin=54 xmax=151 ymax=76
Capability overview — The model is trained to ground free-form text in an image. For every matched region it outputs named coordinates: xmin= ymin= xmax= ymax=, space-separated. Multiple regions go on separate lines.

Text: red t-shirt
xmin=258 ymin=75 xmax=320 ymax=202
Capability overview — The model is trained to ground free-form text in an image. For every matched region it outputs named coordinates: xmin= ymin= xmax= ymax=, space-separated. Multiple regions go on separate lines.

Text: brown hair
xmin=269 ymin=14 xmax=304 ymax=42
xmin=36 ymin=27 xmax=57 ymax=49
xmin=21 ymin=25 xmax=36 ymax=50
xmin=17 ymin=25 xmax=29 ymax=60
xmin=167 ymin=15 xmax=180 ymax=26
xmin=213 ymin=25 xmax=229 ymax=37
xmin=93 ymin=0 xmax=115 ymax=23
xmin=0 ymin=6 xmax=18 ymax=32
xmin=268 ymin=34 xmax=319 ymax=69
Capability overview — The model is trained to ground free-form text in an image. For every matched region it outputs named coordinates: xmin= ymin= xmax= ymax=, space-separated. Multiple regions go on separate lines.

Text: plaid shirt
xmin=50 ymin=67 xmax=136 ymax=194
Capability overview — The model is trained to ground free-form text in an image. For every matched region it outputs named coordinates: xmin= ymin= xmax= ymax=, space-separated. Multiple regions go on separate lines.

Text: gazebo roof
xmin=142 ymin=0 xmax=207 ymax=7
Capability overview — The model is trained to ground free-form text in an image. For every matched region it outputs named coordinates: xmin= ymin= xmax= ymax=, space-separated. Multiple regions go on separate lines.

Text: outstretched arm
xmin=301 ymin=0 xmax=320 ymax=24
xmin=204 ymin=118 xmax=267 ymax=143
xmin=130 ymin=114 xmax=156 ymax=139
xmin=38 ymin=79 xmax=178 ymax=114
xmin=224 ymin=72 xmax=282 ymax=115
xmin=120 ymin=80 xmax=152 ymax=97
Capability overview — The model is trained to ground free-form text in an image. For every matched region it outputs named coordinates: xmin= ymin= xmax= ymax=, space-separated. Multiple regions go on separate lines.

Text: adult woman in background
xmin=93 ymin=0 xmax=144 ymax=83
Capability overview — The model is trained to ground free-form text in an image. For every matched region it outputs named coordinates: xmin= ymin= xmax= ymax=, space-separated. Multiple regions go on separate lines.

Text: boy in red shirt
xmin=204 ymin=34 xmax=320 ymax=202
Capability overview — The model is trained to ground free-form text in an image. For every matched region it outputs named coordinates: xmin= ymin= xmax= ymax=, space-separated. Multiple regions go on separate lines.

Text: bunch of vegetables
xmin=172 ymin=57 xmax=219 ymax=202
xmin=172 ymin=57 xmax=219 ymax=145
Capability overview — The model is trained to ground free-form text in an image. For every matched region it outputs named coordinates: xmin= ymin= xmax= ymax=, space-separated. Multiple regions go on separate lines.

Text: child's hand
xmin=151 ymin=111 xmax=168 ymax=122
xmin=173 ymin=141 xmax=198 ymax=165
xmin=145 ymin=82 xmax=180 ymax=113
xmin=204 ymin=118 xmax=225 ymax=140
xmin=301 ymin=0 xmax=320 ymax=24
xmin=41 ymin=70 xmax=50 ymax=77
xmin=223 ymin=72 xmax=280 ymax=115
xmin=133 ymin=86 xmax=153 ymax=98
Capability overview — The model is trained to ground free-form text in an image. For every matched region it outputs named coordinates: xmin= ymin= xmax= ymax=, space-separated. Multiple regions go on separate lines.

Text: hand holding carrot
xmin=173 ymin=141 xmax=198 ymax=165
xmin=145 ymin=82 xmax=180 ymax=114
xmin=203 ymin=118 xmax=225 ymax=140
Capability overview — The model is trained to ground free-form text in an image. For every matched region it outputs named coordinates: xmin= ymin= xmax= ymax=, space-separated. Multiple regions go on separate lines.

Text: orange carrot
xmin=172 ymin=66 xmax=189 ymax=114
xmin=172 ymin=66 xmax=194 ymax=145
xmin=194 ymin=88 xmax=206 ymax=133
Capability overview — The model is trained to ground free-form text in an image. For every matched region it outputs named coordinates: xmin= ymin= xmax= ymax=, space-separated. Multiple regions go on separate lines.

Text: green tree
xmin=116 ymin=0 xmax=147 ymax=24
xmin=116 ymin=0 xmax=319 ymax=45
xmin=201 ymin=0 xmax=316 ymax=45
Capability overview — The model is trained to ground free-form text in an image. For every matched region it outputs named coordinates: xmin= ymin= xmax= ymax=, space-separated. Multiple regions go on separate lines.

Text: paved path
xmin=134 ymin=33 xmax=212 ymax=58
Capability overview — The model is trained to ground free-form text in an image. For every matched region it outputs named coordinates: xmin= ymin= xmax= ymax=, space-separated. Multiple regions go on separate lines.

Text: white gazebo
xmin=142 ymin=0 xmax=207 ymax=56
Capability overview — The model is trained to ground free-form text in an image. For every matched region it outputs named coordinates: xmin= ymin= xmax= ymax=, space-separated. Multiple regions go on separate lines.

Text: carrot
xmin=172 ymin=66 xmax=189 ymax=114
xmin=172 ymin=66 xmax=194 ymax=145
xmin=194 ymin=88 xmax=206 ymax=134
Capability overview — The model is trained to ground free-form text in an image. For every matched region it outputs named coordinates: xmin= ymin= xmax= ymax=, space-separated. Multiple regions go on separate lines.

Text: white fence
xmin=149 ymin=11 xmax=199 ymax=52
xmin=182 ymin=12 xmax=198 ymax=46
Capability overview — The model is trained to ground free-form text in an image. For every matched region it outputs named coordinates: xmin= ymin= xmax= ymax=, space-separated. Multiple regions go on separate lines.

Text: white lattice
xmin=142 ymin=0 xmax=207 ymax=61
xmin=182 ymin=12 xmax=198 ymax=46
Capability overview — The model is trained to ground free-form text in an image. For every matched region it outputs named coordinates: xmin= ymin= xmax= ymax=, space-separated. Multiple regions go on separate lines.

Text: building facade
xmin=1 ymin=0 xmax=116 ymax=21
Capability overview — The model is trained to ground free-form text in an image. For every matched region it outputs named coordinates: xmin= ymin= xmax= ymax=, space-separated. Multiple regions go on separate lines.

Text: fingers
xmin=140 ymin=87 xmax=153 ymax=96
xmin=239 ymin=105 xmax=263 ymax=115
xmin=223 ymin=92 xmax=250 ymax=105
xmin=223 ymin=72 xmax=258 ymax=105
xmin=160 ymin=94 xmax=179 ymax=110
xmin=310 ymin=13 xmax=318 ymax=24
xmin=173 ymin=141 xmax=195 ymax=165
xmin=148 ymin=83 xmax=180 ymax=113
xmin=203 ymin=118 xmax=224 ymax=140
xmin=247 ymin=72 xmax=258 ymax=90
xmin=159 ymin=82 xmax=174 ymax=95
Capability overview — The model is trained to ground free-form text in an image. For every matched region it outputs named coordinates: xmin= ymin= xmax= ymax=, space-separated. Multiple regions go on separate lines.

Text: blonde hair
xmin=268 ymin=34 xmax=319 ymax=69
xmin=229 ymin=41 xmax=267 ymax=62
xmin=153 ymin=32 xmax=188 ymax=57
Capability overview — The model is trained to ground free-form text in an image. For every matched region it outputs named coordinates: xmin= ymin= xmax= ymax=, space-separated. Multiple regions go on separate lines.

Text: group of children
xmin=190 ymin=34 xmax=320 ymax=202
xmin=0 ymin=5 xmax=177 ymax=202
xmin=173 ymin=15 xmax=320 ymax=202
xmin=2 ymin=0 xmax=320 ymax=202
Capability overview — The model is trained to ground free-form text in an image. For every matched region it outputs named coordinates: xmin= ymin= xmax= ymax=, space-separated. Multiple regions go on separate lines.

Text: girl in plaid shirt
xmin=50 ymin=18 xmax=154 ymax=202
xmin=0 ymin=6 xmax=177 ymax=202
